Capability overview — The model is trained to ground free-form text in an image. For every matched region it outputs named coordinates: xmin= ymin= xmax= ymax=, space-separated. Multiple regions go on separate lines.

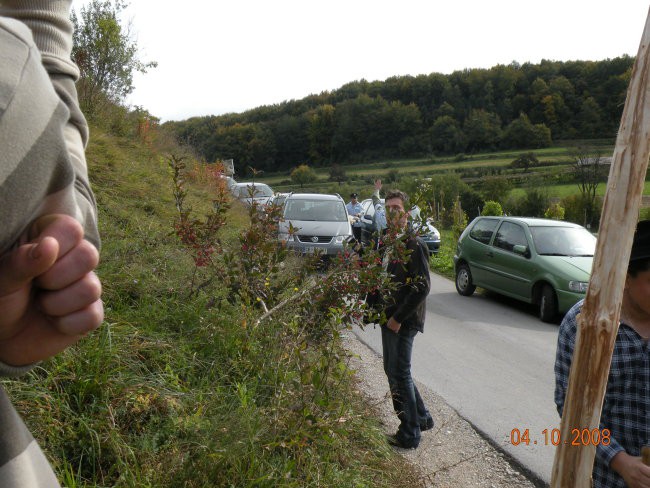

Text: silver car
xmin=232 ymin=182 xmax=274 ymax=207
xmin=278 ymin=193 xmax=353 ymax=256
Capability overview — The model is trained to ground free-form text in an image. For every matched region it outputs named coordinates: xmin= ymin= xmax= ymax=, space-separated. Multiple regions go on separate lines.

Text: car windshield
xmin=273 ymin=195 xmax=287 ymax=206
xmin=284 ymin=199 xmax=348 ymax=222
xmin=530 ymin=226 xmax=596 ymax=257
xmin=239 ymin=184 xmax=272 ymax=198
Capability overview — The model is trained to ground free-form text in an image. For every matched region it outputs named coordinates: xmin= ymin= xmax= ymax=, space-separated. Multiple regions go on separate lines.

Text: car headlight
xmin=334 ymin=235 xmax=348 ymax=244
xmin=278 ymin=233 xmax=295 ymax=242
xmin=568 ymin=281 xmax=589 ymax=293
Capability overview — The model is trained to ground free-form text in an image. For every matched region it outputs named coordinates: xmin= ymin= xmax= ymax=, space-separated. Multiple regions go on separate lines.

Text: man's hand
xmin=374 ymin=179 xmax=382 ymax=192
xmin=387 ymin=316 xmax=401 ymax=333
xmin=611 ymin=451 xmax=650 ymax=488
xmin=0 ymin=215 xmax=103 ymax=366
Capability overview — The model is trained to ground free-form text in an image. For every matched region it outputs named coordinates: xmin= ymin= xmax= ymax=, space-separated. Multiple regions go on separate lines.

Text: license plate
xmin=303 ymin=246 xmax=316 ymax=254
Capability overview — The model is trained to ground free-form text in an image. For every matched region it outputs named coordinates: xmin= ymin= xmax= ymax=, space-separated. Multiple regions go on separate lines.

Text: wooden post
xmin=550 ymin=7 xmax=650 ymax=487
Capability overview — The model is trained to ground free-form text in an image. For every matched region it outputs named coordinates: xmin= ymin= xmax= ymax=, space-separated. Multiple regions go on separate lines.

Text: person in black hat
xmin=555 ymin=220 xmax=650 ymax=488
xmin=346 ymin=192 xmax=364 ymax=242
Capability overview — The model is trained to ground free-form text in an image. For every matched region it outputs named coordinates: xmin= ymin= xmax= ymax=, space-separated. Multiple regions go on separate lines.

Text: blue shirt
xmin=555 ymin=300 xmax=650 ymax=488
xmin=346 ymin=201 xmax=363 ymax=227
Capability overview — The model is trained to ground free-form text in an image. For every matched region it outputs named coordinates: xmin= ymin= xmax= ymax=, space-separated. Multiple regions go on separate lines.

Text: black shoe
xmin=386 ymin=433 xmax=419 ymax=449
xmin=420 ymin=417 xmax=434 ymax=432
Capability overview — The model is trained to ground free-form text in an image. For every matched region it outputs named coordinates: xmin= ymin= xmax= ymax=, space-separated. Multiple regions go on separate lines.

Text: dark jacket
xmin=367 ymin=233 xmax=431 ymax=332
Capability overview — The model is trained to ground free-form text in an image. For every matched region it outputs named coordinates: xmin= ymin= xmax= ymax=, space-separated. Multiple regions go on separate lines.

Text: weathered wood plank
xmin=550 ymin=7 xmax=650 ymax=487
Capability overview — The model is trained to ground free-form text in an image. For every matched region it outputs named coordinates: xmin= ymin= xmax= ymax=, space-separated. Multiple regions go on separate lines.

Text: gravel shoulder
xmin=343 ymin=330 xmax=548 ymax=488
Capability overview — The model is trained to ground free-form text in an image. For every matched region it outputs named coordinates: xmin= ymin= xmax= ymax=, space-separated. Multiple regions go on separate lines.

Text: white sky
xmin=74 ymin=0 xmax=650 ymax=122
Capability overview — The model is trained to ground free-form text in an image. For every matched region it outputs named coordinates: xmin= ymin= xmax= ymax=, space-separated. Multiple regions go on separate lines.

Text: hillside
xmin=166 ymin=57 xmax=634 ymax=173
xmin=1 ymin=127 xmax=424 ymax=487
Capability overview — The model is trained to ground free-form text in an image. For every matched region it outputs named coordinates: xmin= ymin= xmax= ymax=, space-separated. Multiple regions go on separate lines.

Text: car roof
xmin=475 ymin=216 xmax=585 ymax=228
xmin=286 ymin=193 xmax=343 ymax=201
xmin=234 ymin=182 xmax=271 ymax=188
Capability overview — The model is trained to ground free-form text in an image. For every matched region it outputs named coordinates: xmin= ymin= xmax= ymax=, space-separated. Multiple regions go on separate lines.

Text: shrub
xmin=561 ymin=193 xmax=602 ymax=228
xmin=481 ymin=200 xmax=503 ymax=216
xmin=545 ymin=203 xmax=566 ymax=220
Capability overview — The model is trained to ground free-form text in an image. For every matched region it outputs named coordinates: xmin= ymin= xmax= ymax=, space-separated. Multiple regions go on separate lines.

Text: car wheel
xmin=539 ymin=284 xmax=558 ymax=323
xmin=455 ymin=263 xmax=476 ymax=296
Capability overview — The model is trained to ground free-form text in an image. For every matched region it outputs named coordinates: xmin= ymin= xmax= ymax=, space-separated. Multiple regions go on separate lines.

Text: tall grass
xmin=1 ymin=128 xmax=423 ymax=487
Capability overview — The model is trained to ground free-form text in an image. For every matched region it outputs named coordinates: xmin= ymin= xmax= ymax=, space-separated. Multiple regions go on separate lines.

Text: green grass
xmin=429 ymin=230 xmax=456 ymax=280
xmin=1 ymin=127 xmax=424 ymax=487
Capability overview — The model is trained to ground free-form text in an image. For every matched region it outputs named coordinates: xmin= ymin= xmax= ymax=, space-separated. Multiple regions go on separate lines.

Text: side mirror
xmin=513 ymin=244 xmax=529 ymax=256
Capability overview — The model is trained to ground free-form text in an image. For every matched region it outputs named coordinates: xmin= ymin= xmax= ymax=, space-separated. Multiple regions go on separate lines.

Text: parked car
xmin=453 ymin=216 xmax=596 ymax=322
xmin=267 ymin=192 xmax=290 ymax=209
xmin=231 ymin=182 xmax=273 ymax=207
xmin=358 ymin=199 xmax=440 ymax=255
xmin=219 ymin=175 xmax=236 ymax=191
xmin=278 ymin=193 xmax=353 ymax=257
xmin=414 ymin=218 xmax=441 ymax=256
xmin=358 ymin=198 xmax=384 ymax=245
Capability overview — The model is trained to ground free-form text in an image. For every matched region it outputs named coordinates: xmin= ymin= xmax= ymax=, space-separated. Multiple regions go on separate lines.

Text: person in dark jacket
xmin=367 ymin=188 xmax=433 ymax=449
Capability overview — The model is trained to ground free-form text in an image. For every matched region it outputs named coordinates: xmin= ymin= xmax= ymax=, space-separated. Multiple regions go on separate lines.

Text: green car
xmin=453 ymin=216 xmax=596 ymax=322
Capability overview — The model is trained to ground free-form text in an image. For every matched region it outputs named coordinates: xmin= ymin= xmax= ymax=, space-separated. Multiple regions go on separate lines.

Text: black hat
xmin=350 ymin=193 xmax=358 ymax=198
xmin=630 ymin=220 xmax=650 ymax=262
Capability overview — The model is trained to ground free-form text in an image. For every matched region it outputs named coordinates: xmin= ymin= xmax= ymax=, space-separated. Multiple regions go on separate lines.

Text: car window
xmin=237 ymin=184 xmax=273 ymax=198
xmin=494 ymin=222 xmax=528 ymax=253
xmin=284 ymin=200 xmax=348 ymax=222
xmin=530 ymin=226 xmax=596 ymax=256
xmin=255 ymin=185 xmax=273 ymax=197
xmin=469 ymin=218 xmax=499 ymax=244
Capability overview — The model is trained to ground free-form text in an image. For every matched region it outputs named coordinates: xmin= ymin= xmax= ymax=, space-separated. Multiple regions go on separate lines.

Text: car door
xmin=359 ymin=200 xmax=375 ymax=244
xmin=463 ymin=218 xmax=500 ymax=286
xmin=487 ymin=221 xmax=536 ymax=300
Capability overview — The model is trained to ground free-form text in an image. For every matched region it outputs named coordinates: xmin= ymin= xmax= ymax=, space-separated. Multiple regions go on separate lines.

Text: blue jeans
xmin=381 ymin=325 xmax=431 ymax=447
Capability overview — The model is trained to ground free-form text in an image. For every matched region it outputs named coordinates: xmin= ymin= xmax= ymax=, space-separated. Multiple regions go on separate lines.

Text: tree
xmin=72 ymin=0 xmax=157 ymax=116
xmin=291 ymin=164 xmax=318 ymax=188
xmin=308 ymin=104 xmax=336 ymax=164
xmin=328 ymin=164 xmax=347 ymax=186
xmin=520 ymin=188 xmax=549 ymax=217
xmin=572 ymin=149 xmax=609 ymax=228
xmin=501 ymin=113 xmax=551 ymax=149
xmin=510 ymin=152 xmax=539 ymax=172
xmin=480 ymin=176 xmax=512 ymax=203
xmin=463 ymin=109 xmax=502 ymax=151
xmin=429 ymin=115 xmax=466 ymax=154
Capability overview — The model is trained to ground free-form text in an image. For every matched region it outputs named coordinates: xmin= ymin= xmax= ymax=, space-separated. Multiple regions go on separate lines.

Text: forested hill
xmin=165 ymin=57 xmax=633 ymax=173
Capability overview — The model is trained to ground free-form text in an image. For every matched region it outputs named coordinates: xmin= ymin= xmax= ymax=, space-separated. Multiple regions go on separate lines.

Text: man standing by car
xmin=346 ymin=193 xmax=364 ymax=242
xmin=366 ymin=188 xmax=433 ymax=449
xmin=555 ymin=220 xmax=650 ymax=487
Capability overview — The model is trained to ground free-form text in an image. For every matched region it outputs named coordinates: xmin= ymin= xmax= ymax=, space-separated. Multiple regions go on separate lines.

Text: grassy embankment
xmin=1 ymin=128 xmax=423 ymax=487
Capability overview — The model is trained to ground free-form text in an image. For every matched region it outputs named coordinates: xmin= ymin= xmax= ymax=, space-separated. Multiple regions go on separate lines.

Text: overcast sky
xmin=74 ymin=0 xmax=650 ymax=122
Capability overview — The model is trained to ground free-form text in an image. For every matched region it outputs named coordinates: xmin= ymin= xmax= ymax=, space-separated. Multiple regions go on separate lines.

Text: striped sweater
xmin=0 ymin=0 xmax=99 ymax=486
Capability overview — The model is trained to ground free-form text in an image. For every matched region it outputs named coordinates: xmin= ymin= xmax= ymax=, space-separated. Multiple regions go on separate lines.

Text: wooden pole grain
xmin=550 ymin=7 xmax=650 ymax=487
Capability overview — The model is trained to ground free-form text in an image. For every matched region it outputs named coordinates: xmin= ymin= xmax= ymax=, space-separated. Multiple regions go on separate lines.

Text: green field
xmin=252 ymin=143 xmax=650 ymax=205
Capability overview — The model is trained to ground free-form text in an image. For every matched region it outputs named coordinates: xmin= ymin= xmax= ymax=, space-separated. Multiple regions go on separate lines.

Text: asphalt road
xmin=353 ymin=272 xmax=562 ymax=485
